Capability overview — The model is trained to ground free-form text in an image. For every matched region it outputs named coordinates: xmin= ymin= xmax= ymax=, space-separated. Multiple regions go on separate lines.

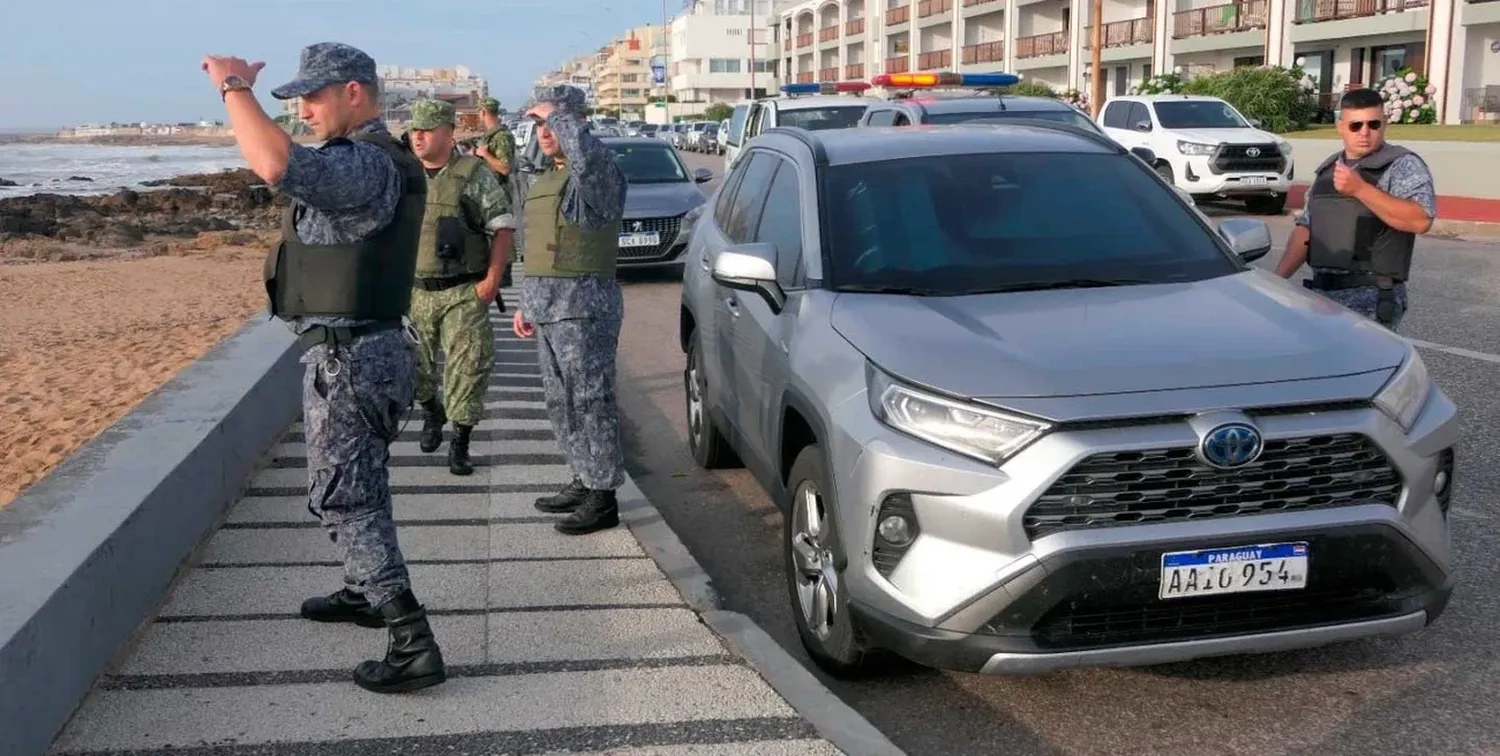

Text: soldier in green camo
xmin=404 ymin=98 xmax=516 ymax=475
xmin=474 ymin=96 xmax=518 ymax=291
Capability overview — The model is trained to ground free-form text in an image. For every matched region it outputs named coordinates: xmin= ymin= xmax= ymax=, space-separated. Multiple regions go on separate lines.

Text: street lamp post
xmin=749 ymin=0 xmax=756 ymax=98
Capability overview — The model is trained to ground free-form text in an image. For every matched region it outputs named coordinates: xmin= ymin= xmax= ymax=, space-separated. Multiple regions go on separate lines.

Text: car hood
xmin=828 ymin=270 xmax=1409 ymax=399
xmin=1171 ymin=127 xmax=1280 ymax=146
xmin=623 ymin=181 xmax=705 ymax=218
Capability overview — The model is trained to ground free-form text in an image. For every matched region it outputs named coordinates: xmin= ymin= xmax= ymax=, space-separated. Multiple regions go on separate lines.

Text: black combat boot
xmin=419 ymin=399 xmax=446 ymax=453
xmin=448 ymin=423 xmax=475 ymax=476
xmin=353 ymin=590 xmax=447 ymax=694
xmin=534 ymin=477 xmax=588 ymax=513
xmin=555 ymin=489 xmax=620 ymax=535
xmin=300 ymin=587 xmax=384 ymax=629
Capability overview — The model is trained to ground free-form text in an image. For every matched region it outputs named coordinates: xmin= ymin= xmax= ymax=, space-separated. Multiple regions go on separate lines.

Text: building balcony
xmin=918 ymin=49 xmax=953 ymax=68
xmin=962 ymin=40 xmax=1004 ymax=64
xmin=797 ymin=71 xmax=816 ymax=82
xmin=887 ymin=4 xmax=911 ymax=24
xmin=1015 ymin=30 xmax=1068 ymax=57
xmin=1172 ymin=1 xmax=1269 ymax=37
xmin=964 ymin=0 xmax=1001 ymax=6
xmin=919 ymin=0 xmax=953 ymax=17
xmin=819 ymin=66 xmax=840 ymax=79
xmin=847 ymin=17 xmax=866 ymax=35
xmin=820 ymin=25 xmax=841 ymax=42
xmin=1293 ymin=0 xmax=1428 ymax=22
xmin=846 ymin=62 xmax=867 ymax=78
xmin=886 ymin=55 xmax=911 ymax=73
xmin=797 ymin=32 xmax=815 ymax=47
xmin=1082 ymin=17 xmax=1154 ymax=47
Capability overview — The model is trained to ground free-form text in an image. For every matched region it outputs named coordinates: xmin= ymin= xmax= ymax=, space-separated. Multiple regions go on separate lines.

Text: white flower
xmin=1426 ymin=84 xmax=1436 ymax=94
xmin=1405 ymin=72 xmax=1417 ymax=83
xmin=1410 ymin=108 xmax=1420 ymax=119
xmin=1413 ymin=95 xmax=1425 ymax=105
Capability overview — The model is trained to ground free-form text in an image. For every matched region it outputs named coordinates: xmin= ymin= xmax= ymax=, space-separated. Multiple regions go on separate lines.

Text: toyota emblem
xmin=1245 ymin=147 xmax=1261 ymax=157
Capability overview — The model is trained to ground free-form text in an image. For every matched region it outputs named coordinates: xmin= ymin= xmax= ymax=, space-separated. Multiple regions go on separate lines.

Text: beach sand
xmin=0 ymin=233 xmax=271 ymax=508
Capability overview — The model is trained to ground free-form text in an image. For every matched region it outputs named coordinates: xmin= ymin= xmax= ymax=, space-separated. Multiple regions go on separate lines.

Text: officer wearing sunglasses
xmin=1275 ymin=87 xmax=1436 ymax=331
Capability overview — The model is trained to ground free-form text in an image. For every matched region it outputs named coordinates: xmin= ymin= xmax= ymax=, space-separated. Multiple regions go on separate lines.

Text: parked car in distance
xmin=601 ymin=136 xmax=714 ymax=271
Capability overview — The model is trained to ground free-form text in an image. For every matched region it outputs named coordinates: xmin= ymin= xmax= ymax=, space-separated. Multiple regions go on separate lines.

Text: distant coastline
xmin=0 ymin=132 xmax=323 ymax=146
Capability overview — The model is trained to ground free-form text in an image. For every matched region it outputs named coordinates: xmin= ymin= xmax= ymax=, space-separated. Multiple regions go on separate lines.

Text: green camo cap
xmin=409 ymin=98 xmax=455 ymax=130
xmin=479 ymin=96 xmax=501 ymax=113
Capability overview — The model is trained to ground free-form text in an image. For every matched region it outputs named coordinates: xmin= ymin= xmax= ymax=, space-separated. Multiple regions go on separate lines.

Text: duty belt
xmin=1307 ymin=271 xmax=1399 ymax=291
xmin=297 ymin=320 xmax=403 ymax=350
xmin=415 ymin=271 xmax=486 ymax=291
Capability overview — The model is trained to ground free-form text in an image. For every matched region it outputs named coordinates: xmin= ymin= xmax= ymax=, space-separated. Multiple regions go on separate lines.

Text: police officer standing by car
xmin=1275 ymin=87 xmax=1437 ymax=330
xmin=203 ymin=42 xmax=446 ymax=693
xmin=512 ymin=84 xmax=630 ymax=536
xmin=404 ymin=98 xmax=515 ymax=475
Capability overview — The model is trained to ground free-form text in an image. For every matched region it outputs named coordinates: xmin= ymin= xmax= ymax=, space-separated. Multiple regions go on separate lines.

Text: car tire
xmin=1246 ymin=193 xmax=1288 ymax=215
xmin=684 ymin=336 xmax=741 ymax=469
xmin=783 ymin=445 xmax=876 ymax=678
xmin=1154 ymin=161 xmax=1176 ymax=188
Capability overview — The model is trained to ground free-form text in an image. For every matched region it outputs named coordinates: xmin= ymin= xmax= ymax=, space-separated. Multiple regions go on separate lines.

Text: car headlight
xmin=1373 ymin=349 xmax=1432 ymax=432
xmin=1176 ymin=140 xmax=1217 ymax=156
xmin=867 ymin=366 xmax=1051 ymax=466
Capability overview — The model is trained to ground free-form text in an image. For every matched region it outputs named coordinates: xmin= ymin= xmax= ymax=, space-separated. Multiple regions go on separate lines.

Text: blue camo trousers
xmin=1312 ymin=282 xmax=1409 ymax=332
xmin=535 ymin=318 xmax=626 ymax=490
xmin=301 ymin=329 xmax=415 ymax=609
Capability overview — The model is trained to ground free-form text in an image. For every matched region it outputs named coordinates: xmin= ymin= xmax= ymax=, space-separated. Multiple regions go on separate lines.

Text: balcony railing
xmin=846 ymin=63 xmax=867 ymax=78
xmin=964 ymin=0 xmax=1001 ymax=6
xmin=797 ymin=71 xmax=815 ymax=83
xmin=885 ymin=55 xmax=911 ymax=73
xmin=887 ymin=4 xmax=911 ymax=24
xmin=918 ymin=49 xmax=953 ymax=68
xmin=1294 ymin=0 xmax=1428 ymax=22
xmin=1082 ymin=18 xmax=1154 ymax=47
xmin=820 ymin=66 xmax=840 ymax=79
xmin=797 ymin=32 xmax=814 ymax=47
xmin=846 ymin=17 xmax=866 ymax=35
xmin=962 ymin=40 xmax=1004 ymax=64
xmin=820 ymin=25 xmax=840 ymax=42
xmin=1173 ymin=1 xmax=1268 ymax=37
xmin=919 ymin=0 xmax=953 ymax=17
xmin=1015 ymin=30 xmax=1068 ymax=57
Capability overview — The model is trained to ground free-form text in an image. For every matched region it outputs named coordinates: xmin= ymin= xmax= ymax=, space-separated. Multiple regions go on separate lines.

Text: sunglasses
xmin=1346 ymin=119 xmax=1383 ymax=132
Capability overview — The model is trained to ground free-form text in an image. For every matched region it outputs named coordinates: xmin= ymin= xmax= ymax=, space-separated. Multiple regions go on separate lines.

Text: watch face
xmin=222 ymin=75 xmax=249 ymax=90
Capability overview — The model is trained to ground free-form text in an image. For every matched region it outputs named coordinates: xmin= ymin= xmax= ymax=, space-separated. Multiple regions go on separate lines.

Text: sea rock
xmin=0 ymin=178 xmax=17 ymax=187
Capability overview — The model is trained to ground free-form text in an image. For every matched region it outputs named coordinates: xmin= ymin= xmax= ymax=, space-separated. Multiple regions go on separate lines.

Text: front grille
xmin=618 ymin=215 xmax=683 ymax=261
xmin=1023 ymin=434 xmax=1402 ymax=540
xmin=1212 ymin=143 xmax=1285 ymax=174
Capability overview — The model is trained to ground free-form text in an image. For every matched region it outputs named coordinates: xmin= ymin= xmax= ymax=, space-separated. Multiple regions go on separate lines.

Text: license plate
xmin=618 ymin=231 xmax=660 ymax=248
xmin=1159 ymin=542 xmax=1308 ymax=600
xmin=1240 ymin=176 xmax=1269 ymax=186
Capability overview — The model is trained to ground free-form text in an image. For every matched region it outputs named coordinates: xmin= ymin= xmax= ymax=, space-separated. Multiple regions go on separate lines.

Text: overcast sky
xmin=0 ymin=0 xmax=678 ymax=130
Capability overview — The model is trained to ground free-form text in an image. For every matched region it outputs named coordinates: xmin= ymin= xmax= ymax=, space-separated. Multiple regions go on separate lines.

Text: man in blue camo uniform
xmin=512 ymin=85 xmax=630 ymax=536
xmin=203 ymin=42 xmax=445 ymax=693
xmin=1276 ymin=87 xmax=1437 ymax=331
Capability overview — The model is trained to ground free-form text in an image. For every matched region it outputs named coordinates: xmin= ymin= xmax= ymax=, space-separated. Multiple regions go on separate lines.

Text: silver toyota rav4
xmin=678 ymin=122 xmax=1457 ymax=677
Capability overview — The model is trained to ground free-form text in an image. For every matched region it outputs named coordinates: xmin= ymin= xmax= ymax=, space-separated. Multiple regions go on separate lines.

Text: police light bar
xmin=870 ymin=72 xmax=1023 ymax=88
xmin=779 ymin=81 xmax=873 ymax=95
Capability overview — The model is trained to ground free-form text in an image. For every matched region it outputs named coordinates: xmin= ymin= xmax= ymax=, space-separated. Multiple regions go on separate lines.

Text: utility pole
xmin=1089 ymin=0 xmax=1103 ymax=119
xmin=749 ymin=0 xmax=756 ymax=98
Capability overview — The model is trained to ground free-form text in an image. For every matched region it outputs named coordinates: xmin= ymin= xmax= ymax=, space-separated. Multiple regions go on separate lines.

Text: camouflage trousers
xmin=1307 ymin=281 xmax=1409 ymax=332
xmin=410 ymin=283 xmax=495 ymax=426
xmin=301 ymin=329 xmax=415 ymax=609
xmin=535 ymin=317 xmax=626 ymax=490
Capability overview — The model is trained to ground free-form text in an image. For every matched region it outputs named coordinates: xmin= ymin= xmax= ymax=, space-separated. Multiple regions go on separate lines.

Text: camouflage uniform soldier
xmin=513 ymin=85 xmax=629 ymax=536
xmin=203 ymin=42 xmax=446 ymax=693
xmin=404 ymin=98 xmax=515 ymax=475
xmin=474 ymin=96 xmax=519 ymax=293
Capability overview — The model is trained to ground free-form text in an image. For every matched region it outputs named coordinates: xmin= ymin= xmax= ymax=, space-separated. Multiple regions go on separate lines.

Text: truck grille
xmin=619 ymin=215 xmax=683 ymax=261
xmin=1023 ymin=434 xmax=1402 ymax=540
xmin=1212 ymin=143 xmax=1285 ymax=174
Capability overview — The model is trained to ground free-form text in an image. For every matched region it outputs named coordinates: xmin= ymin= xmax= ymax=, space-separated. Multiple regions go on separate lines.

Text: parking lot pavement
xmin=608 ymin=150 xmax=1500 ymax=755
xmin=47 ymin=279 xmax=848 ymax=756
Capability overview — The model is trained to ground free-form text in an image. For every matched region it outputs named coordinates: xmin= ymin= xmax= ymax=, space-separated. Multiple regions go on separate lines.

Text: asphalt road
xmin=613 ymin=149 xmax=1500 ymax=756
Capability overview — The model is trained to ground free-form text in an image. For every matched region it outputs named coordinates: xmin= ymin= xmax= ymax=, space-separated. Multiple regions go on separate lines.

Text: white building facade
xmin=669 ymin=0 xmax=797 ymax=106
xmin=773 ymin=0 xmax=1500 ymax=124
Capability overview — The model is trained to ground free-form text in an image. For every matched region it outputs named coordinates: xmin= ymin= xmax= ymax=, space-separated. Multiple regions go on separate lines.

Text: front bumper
xmin=1169 ymin=150 xmax=1294 ymax=196
xmin=617 ymin=213 xmax=693 ymax=268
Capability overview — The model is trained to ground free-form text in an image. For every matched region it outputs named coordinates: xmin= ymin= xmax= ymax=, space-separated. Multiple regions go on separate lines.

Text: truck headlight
xmin=1374 ymin=350 xmax=1432 ymax=432
xmin=868 ymin=366 xmax=1050 ymax=466
xmin=1176 ymin=140 xmax=1216 ymax=156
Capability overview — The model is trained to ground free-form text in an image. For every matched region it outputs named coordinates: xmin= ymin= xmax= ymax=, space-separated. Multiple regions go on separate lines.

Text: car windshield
xmin=779 ymin=105 xmax=867 ymax=131
xmin=608 ymin=142 xmax=689 ymax=184
xmin=820 ymin=152 xmax=1238 ymax=293
xmin=927 ymin=110 xmax=1102 ymax=132
xmin=1153 ymin=100 xmax=1249 ymax=129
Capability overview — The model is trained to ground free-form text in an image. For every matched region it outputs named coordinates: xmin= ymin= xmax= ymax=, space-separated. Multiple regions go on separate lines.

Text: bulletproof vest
xmin=1305 ymin=143 xmax=1417 ymax=281
xmin=522 ymin=163 xmax=620 ymax=279
xmin=263 ymin=130 xmax=426 ymax=321
xmin=416 ymin=154 xmax=491 ymax=278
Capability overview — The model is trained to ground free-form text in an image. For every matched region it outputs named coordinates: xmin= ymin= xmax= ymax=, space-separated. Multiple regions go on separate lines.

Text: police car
xmin=860 ymin=72 xmax=1106 ymax=136
xmin=722 ymin=81 xmax=878 ymax=169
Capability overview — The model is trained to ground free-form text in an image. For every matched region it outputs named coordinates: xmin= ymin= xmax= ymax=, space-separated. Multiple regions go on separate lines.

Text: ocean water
xmin=0 ymin=143 xmax=248 ymax=199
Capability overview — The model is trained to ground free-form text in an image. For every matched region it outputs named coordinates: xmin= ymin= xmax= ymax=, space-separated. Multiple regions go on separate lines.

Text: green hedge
xmin=1133 ymin=66 xmax=1318 ymax=133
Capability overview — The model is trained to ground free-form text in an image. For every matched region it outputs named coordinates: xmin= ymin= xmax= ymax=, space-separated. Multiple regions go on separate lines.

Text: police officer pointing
xmin=1276 ymin=87 xmax=1437 ymax=330
xmin=203 ymin=42 xmax=446 ymax=693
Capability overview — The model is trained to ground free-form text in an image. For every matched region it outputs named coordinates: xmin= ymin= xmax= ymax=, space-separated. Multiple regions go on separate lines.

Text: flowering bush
xmin=1182 ymin=64 xmax=1318 ymax=133
xmin=1059 ymin=87 xmax=1089 ymax=112
xmin=1131 ymin=72 xmax=1188 ymax=96
xmin=1377 ymin=68 xmax=1437 ymax=124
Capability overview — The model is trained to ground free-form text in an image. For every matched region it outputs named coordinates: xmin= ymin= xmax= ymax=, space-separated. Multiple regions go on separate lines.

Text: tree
xmin=702 ymin=103 xmax=733 ymax=122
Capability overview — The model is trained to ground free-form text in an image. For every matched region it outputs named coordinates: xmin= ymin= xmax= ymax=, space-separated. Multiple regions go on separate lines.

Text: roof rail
xmin=760 ymin=126 xmax=830 ymax=165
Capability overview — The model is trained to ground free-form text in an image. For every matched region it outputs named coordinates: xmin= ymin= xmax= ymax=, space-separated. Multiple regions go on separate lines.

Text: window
xmin=751 ymin=59 xmax=774 ymax=72
xmin=710 ymin=58 xmax=743 ymax=73
xmin=722 ymin=152 xmax=778 ymax=243
xmin=713 ymin=161 xmax=746 ymax=228
xmin=607 ymin=143 xmax=689 ymax=184
xmin=818 ymin=152 xmax=1237 ymax=292
xmin=1101 ymin=101 xmax=1131 ymax=128
xmin=935 ymin=110 xmax=1104 ymax=134
xmin=1152 ymin=100 xmax=1248 ymax=129
xmin=728 ymin=104 xmax=750 ymax=144
xmin=754 ymin=162 xmax=803 ymax=286
xmin=1126 ymin=102 xmax=1152 ymax=130
xmin=777 ymin=105 xmax=867 ymax=131
xmin=892 ymin=113 xmax=911 ymax=126
xmin=865 ymin=109 xmax=898 ymax=126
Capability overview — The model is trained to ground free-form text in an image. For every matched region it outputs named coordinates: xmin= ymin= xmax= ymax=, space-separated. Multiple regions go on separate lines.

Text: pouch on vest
xmin=436 ymin=216 xmax=465 ymax=261
xmin=1307 ymin=194 xmax=1380 ymax=271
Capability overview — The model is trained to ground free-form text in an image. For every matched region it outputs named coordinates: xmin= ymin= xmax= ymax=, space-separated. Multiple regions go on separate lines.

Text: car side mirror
xmin=693 ymin=167 xmax=714 ymax=183
xmin=1218 ymin=218 xmax=1272 ymax=263
xmin=1129 ymin=146 xmax=1156 ymax=164
xmin=1133 ymin=120 xmax=1152 ymax=132
xmin=711 ymin=242 xmax=784 ymax=312
xmin=1247 ymin=117 xmax=1263 ymax=128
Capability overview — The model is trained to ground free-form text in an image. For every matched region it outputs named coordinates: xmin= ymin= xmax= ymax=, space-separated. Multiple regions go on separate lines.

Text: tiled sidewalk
xmin=48 ymin=283 xmax=844 ymax=755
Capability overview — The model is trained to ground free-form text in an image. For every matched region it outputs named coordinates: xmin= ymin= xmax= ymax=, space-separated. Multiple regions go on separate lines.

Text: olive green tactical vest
xmin=264 ymin=129 xmax=426 ymax=320
xmin=522 ymin=164 xmax=620 ymax=279
xmin=416 ymin=154 xmax=490 ymax=278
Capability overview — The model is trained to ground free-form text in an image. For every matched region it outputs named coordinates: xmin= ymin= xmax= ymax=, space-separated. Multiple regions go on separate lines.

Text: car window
xmin=1153 ymin=100 xmax=1248 ymax=129
xmin=865 ymin=109 xmax=898 ymax=126
xmin=892 ymin=113 xmax=912 ymax=126
xmin=1127 ymin=102 xmax=1153 ymax=130
xmin=607 ymin=142 xmax=688 ymax=183
xmin=819 ymin=152 xmax=1238 ymax=292
xmin=1101 ymin=101 xmax=1132 ymax=128
xmin=713 ymin=155 xmax=750 ymax=228
xmin=722 ymin=152 xmax=778 ymax=243
xmin=728 ymin=106 xmax=749 ymax=144
xmin=929 ymin=110 xmax=1103 ymax=133
xmin=777 ymin=105 xmax=867 ymax=131
xmin=754 ymin=160 xmax=803 ymax=287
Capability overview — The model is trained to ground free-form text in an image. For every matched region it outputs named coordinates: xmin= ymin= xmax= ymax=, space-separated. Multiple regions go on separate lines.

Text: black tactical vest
xmin=1305 ymin=143 xmax=1417 ymax=281
xmin=263 ymin=130 xmax=428 ymax=320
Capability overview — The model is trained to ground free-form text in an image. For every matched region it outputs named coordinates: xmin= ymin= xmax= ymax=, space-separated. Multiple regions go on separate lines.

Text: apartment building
xmin=667 ymin=0 xmax=792 ymax=109
xmin=593 ymin=26 xmax=661 ymax=117
xmin=773 ymin=0 xmax=1500 ymax=124
xmin=376 ymin=65 xmax=490 ymax=126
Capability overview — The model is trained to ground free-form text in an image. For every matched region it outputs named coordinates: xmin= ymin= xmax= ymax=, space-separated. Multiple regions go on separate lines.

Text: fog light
xmin=878 ymin=515 xmax=914 ymax=546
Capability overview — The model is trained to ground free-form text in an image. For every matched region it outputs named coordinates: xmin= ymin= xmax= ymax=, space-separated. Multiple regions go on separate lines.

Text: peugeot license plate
xmin=1159 ymin=542 xmax=1308 ymax=600
xmin=619 ymin=231 xmax=660 ymax=248
xmin=1240 ymin=176 xmax=1269 ymax=186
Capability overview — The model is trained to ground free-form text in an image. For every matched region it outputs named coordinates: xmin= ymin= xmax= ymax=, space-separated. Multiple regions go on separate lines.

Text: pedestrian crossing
xmin=46 ymin=285 xmax=845 ymax=755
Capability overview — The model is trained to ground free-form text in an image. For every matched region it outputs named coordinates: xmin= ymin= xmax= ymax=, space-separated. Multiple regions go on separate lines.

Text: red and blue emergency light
xmin=870 ymin=72 xmax=1022 ymax=88
xmin=779 ymin=81 xmax=873 ymax=95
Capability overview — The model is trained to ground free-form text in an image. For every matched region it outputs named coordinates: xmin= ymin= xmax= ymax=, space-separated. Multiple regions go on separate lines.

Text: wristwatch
xmin=220 ymin=75 xmax=252 ymax=100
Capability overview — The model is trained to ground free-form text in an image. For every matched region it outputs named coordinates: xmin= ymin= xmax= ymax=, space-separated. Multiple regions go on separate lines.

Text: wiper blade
xmin=963 ymin=278 xmax=1152 ymax=293
xmin=838 ymin=284 xmax=952 ymax=296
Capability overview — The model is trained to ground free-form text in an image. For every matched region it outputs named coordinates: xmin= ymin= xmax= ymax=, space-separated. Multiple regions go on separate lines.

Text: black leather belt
xmin=1308 ymin=271 xmax=1399 ymax=290
xmin=415 ymin=272 xmax=486 ymax=291
xmin=297 ymin=320 xmax=403 ymax=350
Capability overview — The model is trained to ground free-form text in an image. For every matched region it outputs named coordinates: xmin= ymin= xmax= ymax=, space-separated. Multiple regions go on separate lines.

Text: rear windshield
xmin=925 ymin=109 xmax=1101 ymax=133
xmin=819 ymin=152 xmax=1235 ymax=293
xmin=779 ymin=105 xmax=867 ymax=131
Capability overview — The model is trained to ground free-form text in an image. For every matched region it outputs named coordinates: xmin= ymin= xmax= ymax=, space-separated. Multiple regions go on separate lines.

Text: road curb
xmin=617 ymin=475 xmax=906 ymax=756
